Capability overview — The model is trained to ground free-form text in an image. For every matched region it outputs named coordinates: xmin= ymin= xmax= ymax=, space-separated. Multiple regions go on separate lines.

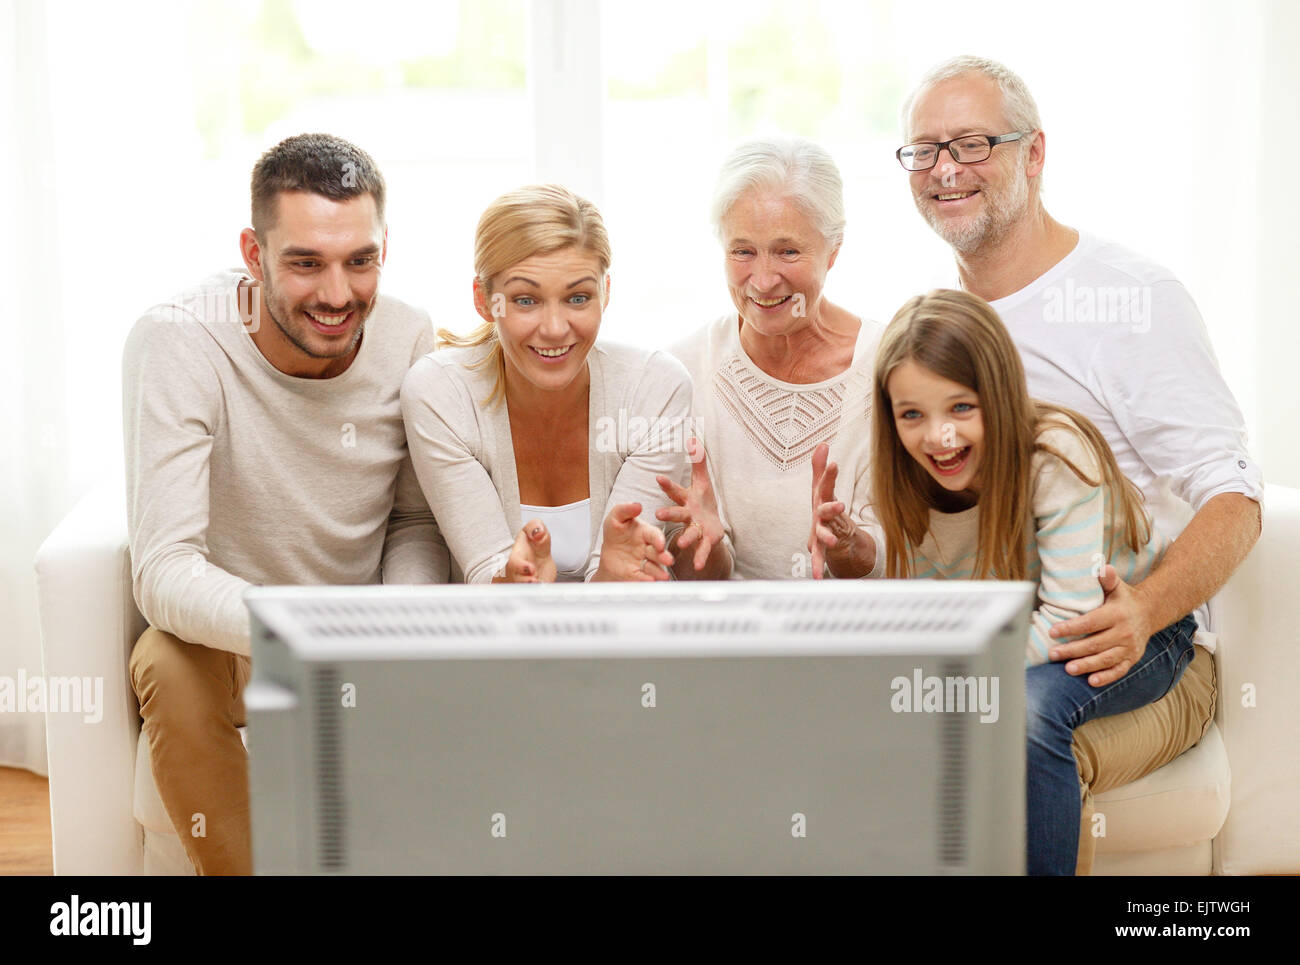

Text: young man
xmin=898 ymin=56 xmax=1263 ymax=874
xmin=123 ymin=133 xmax=448 ymax=874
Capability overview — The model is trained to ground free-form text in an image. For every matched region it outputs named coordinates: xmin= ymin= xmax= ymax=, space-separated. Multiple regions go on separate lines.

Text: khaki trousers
xmin=129 ymin=626 xmax=253 ymax=875
xmin=1072 ymin=643 xmax=1218 ymax=875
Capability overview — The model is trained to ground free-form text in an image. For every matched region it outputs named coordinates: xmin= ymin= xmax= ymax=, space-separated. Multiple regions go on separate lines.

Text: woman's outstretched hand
xmin=808 ymin=442 xmax=861 ymax=579
xmin=594 ymin=502 xmax=674 ymax=581
xmin=656 ymin=437 xmax=728 ymax=574
xmin=492 ymin=518 xmax=557 ymax=583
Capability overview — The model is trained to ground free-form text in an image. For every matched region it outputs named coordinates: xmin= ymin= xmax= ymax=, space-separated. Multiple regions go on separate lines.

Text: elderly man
xmin=897 ymin=56 xmax=1263 ymax=874
xmin=123 ymin=133 xmax=449 ymax=874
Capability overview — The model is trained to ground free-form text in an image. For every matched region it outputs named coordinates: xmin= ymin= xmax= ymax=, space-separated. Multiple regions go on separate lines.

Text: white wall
xmin=1256 ymin=0 xmax=1300 ymax=489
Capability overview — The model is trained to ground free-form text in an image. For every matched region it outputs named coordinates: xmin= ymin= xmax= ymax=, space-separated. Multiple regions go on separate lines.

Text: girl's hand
xmin=594 ymin=502 xmax=674 ymax=581
xmin=492 ymin=519 xmax=557 ymax=583
xmin=809 ymin=443 xmax=856 ymax=579
xmin=655 ymin=437 xmax=725 ymax=572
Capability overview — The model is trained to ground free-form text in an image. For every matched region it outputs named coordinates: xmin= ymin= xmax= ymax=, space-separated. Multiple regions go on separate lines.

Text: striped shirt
xmin=906 ymin=418 xmax=1169 ymax=665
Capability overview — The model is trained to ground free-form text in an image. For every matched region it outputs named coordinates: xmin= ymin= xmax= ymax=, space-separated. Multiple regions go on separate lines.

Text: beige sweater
xmin=122 ymin=270 xmax=449 ymax=656
xmin=400 ymin=340 xmax=693 ymax=583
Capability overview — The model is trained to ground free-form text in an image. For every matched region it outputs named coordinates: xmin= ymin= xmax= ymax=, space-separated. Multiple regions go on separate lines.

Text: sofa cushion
xmin=1093 ymin=721 xmax=1230 ymax=852
xmin=1093 ymin=839 xmax=1211 ymax=875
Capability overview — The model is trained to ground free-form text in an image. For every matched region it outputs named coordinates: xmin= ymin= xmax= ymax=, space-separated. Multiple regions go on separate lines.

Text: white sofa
xmin=34 ymin=478 xmax=1300 ymax=874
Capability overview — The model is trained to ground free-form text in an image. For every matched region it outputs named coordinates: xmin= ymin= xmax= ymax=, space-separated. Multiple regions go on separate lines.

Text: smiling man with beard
xmin=896 ymin=56 xmax=1263 ymax=875
xmin=122 ymin=133 xmax=449 ymax=875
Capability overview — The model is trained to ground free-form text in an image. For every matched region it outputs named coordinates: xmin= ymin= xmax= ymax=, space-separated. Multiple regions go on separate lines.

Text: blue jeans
xmin=1025 ymin=613 xmax=1198 ymax=875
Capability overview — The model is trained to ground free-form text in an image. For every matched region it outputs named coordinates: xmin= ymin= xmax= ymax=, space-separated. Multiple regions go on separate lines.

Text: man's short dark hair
xmin=250 ymin=133 xmax=386 ymax=236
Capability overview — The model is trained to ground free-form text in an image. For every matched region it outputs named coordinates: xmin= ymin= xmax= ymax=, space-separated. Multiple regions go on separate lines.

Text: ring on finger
xmin=691 ymin=520 xmax=705 ymax=542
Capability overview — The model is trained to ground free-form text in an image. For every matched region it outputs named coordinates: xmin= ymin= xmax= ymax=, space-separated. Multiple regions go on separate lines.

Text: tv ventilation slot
xmin=660 ymin=620 xmax=761 ymax=636
xmin=312 ymin=666 xmax=346 ymax=871
xmin=936 ymin=659 xmax=969 ymax=870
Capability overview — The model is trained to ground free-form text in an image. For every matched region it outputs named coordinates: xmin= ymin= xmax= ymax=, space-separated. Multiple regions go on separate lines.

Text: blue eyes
xmin=896 ymin=402 xmax=976 ymax=420
xmin=511 ymin=294 xmax=592 ymax=307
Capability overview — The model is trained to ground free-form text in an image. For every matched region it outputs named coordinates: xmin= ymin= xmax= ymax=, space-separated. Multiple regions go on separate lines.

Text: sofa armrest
xmin=1213 ymin=484 xmax=1300 ymax=874
xmin=35 ymin=477 xmax=146 ymax=874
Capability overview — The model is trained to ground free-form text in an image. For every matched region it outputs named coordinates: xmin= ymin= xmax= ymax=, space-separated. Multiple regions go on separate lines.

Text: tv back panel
xmin=245 ymin=580 xmax=1032 ymax=874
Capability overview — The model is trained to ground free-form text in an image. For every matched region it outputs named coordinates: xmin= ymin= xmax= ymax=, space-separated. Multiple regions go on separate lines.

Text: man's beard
xmin=262 ymin=274 xmax=371 ymax=360
xmin=917 ymin=164 xmax=1031 ymax=255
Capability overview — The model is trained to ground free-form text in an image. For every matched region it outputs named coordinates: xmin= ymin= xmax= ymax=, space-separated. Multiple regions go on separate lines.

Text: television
xmin=244 ymin=579 xmax=1033 ymax=874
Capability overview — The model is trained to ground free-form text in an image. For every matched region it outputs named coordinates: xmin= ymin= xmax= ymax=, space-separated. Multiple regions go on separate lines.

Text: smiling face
xmin=887 ymin=358 xmax=984 ymax=498
xmin=721 ymin=189 xmax=838 ymax=336
xmin=241 ymin=190 xmax=385 ymax=378
xmin=479 ymin=246 xmax=607 ymax=400
xmin=905 ymin=73 xmax=1034 ymax=254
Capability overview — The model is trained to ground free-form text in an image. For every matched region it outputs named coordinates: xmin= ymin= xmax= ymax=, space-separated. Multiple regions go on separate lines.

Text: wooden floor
xmin=0 ymin=766 xmax=53 ymax=875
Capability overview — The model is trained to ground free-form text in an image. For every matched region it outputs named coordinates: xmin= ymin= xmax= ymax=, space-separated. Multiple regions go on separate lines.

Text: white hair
xmin=900 ymin=55 xmax=1042 ymax=143
xmin=710 ymin=135 xmax=845 ymax=249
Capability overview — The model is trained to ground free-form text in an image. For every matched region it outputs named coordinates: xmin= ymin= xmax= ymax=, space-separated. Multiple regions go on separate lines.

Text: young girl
xmin=836 ymin=288 xmax=1197 ymax=875
xmin=400 ymin=184 xmax=692 ymax=583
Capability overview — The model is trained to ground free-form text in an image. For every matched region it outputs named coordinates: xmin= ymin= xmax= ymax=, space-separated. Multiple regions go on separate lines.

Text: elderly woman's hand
xmin=656 ymin=437 xmax=728 ymax=575
xmin=809 ymin=443 xmax=877 ymax=579
xmin=593 ymin=502 xmax=674 ymax=581
xmin=492 ymin=519 xmax=558 ymax=583
xmin=809 ymin=443 xmax=852 ymax=579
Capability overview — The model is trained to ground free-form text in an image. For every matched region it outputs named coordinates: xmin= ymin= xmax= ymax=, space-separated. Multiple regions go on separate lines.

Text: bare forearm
xmin=825 ymin=527 xmax=877 ymax=580
xmin=1134 ymin=493 xmax=1261 ymax=630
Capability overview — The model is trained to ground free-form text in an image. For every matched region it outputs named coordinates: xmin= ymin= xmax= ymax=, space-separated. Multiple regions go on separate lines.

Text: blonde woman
xmin=818 ymin=288 xmax=1197 ymax=875
xmin=400 ymin=184 xmax=692 ymax=583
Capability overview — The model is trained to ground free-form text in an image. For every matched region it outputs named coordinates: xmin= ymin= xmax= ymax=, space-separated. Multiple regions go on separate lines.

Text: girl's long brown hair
xmin=869 ymin=289 xmax=1151 ymax=579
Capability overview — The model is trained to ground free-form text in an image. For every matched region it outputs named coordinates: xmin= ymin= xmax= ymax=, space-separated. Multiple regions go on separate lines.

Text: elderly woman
xmin=658 ymin=136 xmax=883 ymax=580
xmin=401 ymin=184 xmax=692 ymax=583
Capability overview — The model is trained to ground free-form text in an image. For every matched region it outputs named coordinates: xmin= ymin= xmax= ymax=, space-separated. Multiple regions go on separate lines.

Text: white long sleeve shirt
xmin=989 ymin=232 xmax=1265 ymax=639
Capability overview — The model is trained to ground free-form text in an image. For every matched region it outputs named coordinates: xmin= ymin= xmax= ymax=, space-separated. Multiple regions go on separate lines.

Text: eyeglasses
xmin=896 ymin=132 xmax=1026 ymax=172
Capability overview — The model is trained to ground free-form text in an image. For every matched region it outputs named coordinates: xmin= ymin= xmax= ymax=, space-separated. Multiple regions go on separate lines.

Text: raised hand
xmin=808 ymin=442 xmax=856 ymax=579
xmin=594 ymin=502 xmax=674 ymax=581
xmin=492 ymin=518 xmax=558 ymax=583
xmin=655 ymin=437 xmax=726 ymax=572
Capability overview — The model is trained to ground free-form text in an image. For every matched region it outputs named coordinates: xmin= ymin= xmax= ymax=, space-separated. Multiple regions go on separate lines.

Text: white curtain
xmin=1 ymin=0 xmax=63 ymax=773
xmin=0 ymin=0 xmax=196 ymax=772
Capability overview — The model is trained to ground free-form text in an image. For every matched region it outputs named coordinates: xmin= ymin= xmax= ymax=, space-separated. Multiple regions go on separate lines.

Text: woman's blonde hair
xmin=869 ymin=288 xmax=1151 ymax=580
xmin=438 ymin=183 xmax=612 ymax=405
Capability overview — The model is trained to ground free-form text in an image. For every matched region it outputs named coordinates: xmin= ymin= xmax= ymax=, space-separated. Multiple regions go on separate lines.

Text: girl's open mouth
xmin=928 ymin=447 xmax=971 ymax=476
